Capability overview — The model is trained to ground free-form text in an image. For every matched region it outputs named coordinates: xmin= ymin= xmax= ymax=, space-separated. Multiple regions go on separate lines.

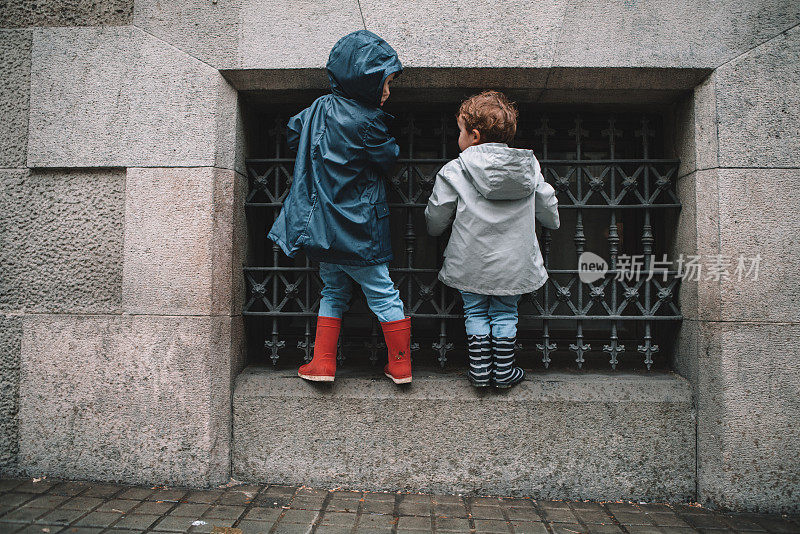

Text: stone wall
xmin=0 ymin=25 xmax=30 ymax=477
xmin=131 ymin=0 xmax=800 ymax=70
xmin=1 ymin=0 xmax=798 ymax=511
xmin=672 ymin=25 xmax=800 ymax=513
xmin=0 ymin=316 xmax=21 ymax=471
xmin=0 ymin=0 xmax=132 ymax=28
xmin=19 ymin=314 xmax=241 ymax=486
xmin=0 ymin=166 xmax=125 ymax=473
xmin=235 ymin=369 xmax=695 ymax=502
xmin=1 ymin=4 xmax=246 ymax=486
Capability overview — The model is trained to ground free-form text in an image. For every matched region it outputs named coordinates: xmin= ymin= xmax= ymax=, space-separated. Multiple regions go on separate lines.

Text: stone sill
xmin=236 ymin=365 xmax=692 ymax=404
xmin=233 ymin=365 xmax=695 ymax=500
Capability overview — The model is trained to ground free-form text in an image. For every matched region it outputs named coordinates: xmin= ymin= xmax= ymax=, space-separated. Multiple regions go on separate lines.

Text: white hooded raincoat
xmin=424 ymin=143 xmax=560 ymax=295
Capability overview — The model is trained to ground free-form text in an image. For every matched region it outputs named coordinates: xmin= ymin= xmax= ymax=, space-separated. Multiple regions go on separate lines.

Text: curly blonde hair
xmin=457 ymin=90 xmax=518 ymax=144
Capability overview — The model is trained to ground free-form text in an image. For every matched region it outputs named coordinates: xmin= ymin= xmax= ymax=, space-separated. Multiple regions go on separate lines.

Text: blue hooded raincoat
xmin=267 ymin=30 xmax=403 ymax=266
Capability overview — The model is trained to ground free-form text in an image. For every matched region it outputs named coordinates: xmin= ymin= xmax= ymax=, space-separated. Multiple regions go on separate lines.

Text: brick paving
xmin=0 ymin=477 xmax=798 ymax=534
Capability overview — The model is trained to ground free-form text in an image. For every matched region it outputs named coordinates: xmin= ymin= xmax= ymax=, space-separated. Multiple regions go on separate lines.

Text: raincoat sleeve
xmin=286 ymin=108 xmax=309 ymax=152
xmin=425 ymin=168 xmax=459 ymax=237
xmin=362 ymin=117 xmax=399 ymax=175
xmin=534 ymin=179 xmax=560 ymax=229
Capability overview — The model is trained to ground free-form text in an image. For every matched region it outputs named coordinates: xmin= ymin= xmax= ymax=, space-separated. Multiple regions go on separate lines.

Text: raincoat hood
xmin=458 ymin=143 xmax=541 ymax=200
xmin=326 ymin=30 xmax=403 ymax=107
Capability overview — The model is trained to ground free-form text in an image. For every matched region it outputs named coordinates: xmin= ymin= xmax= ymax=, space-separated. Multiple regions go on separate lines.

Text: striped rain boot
xmin=492 ymin=336 xmax=524 ymax=388
xmin=467 ymin=334 xmax=492 ymax=387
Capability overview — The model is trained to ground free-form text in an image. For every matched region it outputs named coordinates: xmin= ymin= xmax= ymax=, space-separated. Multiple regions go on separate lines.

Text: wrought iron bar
xmin=568 ymin=116 xmax=590 ymax=368
xmin=602 ymin=117 xmax=624 ymax=369
xmin=637 ymin=117 xmax=659 ymax=370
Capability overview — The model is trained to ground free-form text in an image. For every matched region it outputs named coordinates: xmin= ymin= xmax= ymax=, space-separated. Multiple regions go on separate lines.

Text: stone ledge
xmin=235 ymin=366 xmax=692 ymax=402
xmin=233 ymin=366 xmax=695 ymax=501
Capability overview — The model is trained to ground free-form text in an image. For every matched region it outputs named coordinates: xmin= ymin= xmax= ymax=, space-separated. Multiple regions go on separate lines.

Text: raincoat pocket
xmin=374 ymin=201 xmax=390 ymax=219
xmin=373 ymin=200 xmax=391 ymax=254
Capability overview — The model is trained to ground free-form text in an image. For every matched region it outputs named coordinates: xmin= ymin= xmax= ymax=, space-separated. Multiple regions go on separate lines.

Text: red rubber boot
xmin=298 ymin=316 xmax=341 ymax=382
xmin=381 ymin=317 xmax=412 ymax=384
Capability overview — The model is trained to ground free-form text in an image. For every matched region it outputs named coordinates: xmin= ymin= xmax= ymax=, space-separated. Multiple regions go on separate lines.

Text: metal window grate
xmin=244 ymin=105 xmax=682 ymax=370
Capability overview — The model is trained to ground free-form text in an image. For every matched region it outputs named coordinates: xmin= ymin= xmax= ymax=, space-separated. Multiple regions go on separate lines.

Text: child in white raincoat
xmin=425 ymin=91 xmax=560 ymax=388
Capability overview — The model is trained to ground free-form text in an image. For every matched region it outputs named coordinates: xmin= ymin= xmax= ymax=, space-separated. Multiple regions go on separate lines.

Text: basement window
xmin=243 ymin=101 xmax=681 ymax=371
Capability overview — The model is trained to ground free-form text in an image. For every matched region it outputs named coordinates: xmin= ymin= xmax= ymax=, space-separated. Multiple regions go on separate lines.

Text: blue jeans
xmin=460 ymin=292 xmax=522 ymax=338
xmin=318 ymin=262 xmax=405 ymax=322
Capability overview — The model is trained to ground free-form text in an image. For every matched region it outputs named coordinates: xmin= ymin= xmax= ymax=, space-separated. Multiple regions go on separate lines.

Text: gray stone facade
xmin=0 ymin=0 xmax=798 ymax=514
xmin=234 ymin=369 xmax=695 ymax=502
xmin=19 ymin=314 xmax=242 ymax=487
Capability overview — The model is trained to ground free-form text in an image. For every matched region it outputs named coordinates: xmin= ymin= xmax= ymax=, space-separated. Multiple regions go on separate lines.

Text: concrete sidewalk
xmin=0 ymin=477 xmax=797 ymax=534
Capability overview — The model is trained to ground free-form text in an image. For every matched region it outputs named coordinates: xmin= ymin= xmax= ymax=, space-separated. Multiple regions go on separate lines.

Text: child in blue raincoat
xmin=268 ymin=30 xmax=412 ymax=384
